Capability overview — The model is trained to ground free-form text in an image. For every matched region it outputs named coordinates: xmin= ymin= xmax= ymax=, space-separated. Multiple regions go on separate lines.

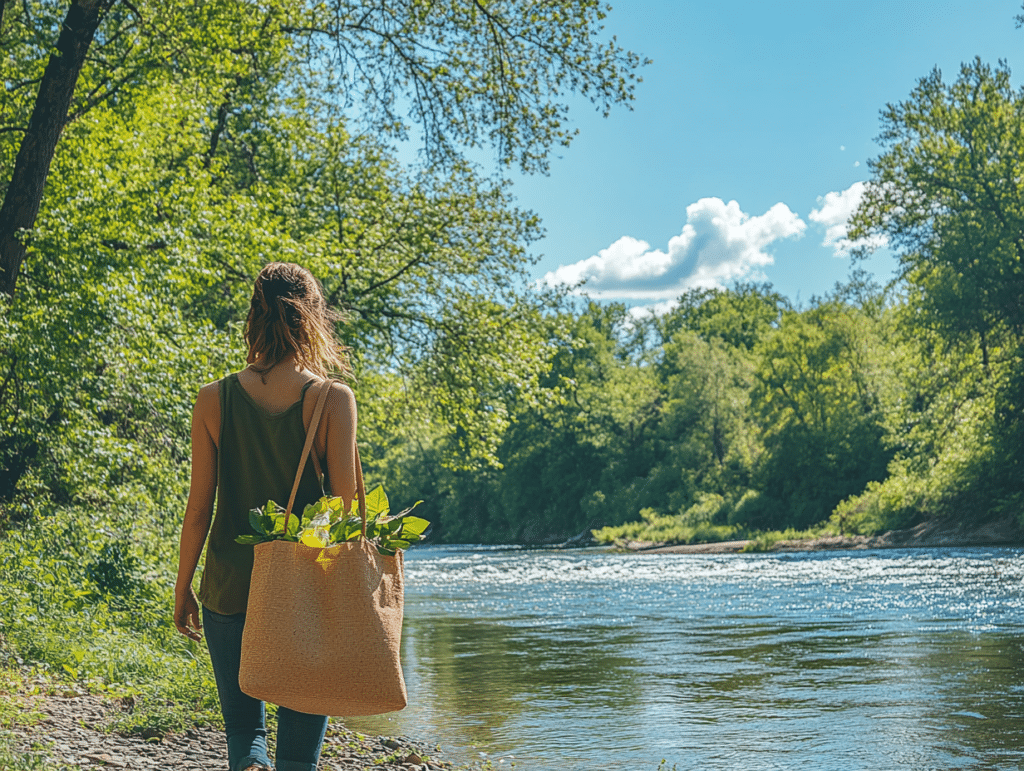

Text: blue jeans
xmin=203 ymin=606 xmax=329 ymax=771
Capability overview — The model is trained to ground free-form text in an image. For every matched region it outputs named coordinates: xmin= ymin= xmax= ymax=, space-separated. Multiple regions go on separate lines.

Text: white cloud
xmin=626 ymin=299 xmax=678 ymax=323
xmin=809 ymin=181 xmax=886 ymax=257
xmin=543 ymin=197 xmax=806 ymax=300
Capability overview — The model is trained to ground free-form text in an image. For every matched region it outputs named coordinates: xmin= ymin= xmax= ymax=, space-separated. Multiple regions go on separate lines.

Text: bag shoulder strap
xmin=355 ymin=443 xmax=367 ymax=537
xmin=284 ymin=380 xmax=332 ymax=523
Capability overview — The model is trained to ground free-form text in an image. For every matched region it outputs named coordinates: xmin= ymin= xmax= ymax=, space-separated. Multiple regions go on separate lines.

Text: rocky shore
xmin=617 ymin=515 xmax=1024 ymax=555
xmin=1 ymin=689 xmax=476 ymax=771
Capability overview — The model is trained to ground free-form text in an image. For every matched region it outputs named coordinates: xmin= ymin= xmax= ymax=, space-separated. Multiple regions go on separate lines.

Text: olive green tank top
xmin=198 ymin=373 xmax=322 ymax=615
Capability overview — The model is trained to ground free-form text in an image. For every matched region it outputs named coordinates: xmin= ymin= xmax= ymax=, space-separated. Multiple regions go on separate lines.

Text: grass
xmin=740 ymin=526 xmax=829 ymax=552
xmin=0 ymin=734 xmax=53 ymax=771
xmin=592 ymin=503 xmax=743 ymax=547
xmin=591 ymin=500 xmax=837 ymax=553
xmin=0 ymin=502 xmax=223 ymax=738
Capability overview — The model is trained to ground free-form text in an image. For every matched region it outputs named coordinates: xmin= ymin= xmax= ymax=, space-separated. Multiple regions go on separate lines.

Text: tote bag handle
xmin=282 ymin=380 xmax=368 ymax=537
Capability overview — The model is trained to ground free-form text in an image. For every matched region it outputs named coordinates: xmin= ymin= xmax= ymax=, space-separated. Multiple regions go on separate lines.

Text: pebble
xmin=4 ymin=692 xmax=470 ymax=770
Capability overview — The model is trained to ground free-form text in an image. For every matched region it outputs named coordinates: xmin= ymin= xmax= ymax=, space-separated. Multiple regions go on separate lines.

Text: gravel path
xmin=4 ymin=692 xmax=460 ymax=771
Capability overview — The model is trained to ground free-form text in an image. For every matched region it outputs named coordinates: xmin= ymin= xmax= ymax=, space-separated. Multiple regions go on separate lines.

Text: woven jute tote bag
xmin=238 ymin=381 xmax=408 ymax=716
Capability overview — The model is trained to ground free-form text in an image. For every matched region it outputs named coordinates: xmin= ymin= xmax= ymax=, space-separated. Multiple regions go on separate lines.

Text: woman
xmin=173 ymin=262 xmax=357 ymax=771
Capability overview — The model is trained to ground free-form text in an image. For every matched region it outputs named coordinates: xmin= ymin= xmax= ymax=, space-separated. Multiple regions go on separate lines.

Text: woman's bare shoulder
xmin=190 ymin=379 xmax=223 ymax=445
xmin=327 ymin=379 xmax=354 ymax=398
xmin=305 ymin=378 xmax=354 ymax=424
xmin=326 ymin=380 xmax=356 ymax=415
xmin=195 ymin=378 xmax=222 ymax=407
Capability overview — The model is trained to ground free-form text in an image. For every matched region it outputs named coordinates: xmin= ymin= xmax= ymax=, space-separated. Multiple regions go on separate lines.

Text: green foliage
xmin=0 ymin=504 xmax=221 ymax=735
xmin=850 ymin=58 xmax=1024 ymax=346
xmin=2 ymin=0 xmax=646 ymax=178
xmin=592 ymin=499 xmax=742 ymax=547
xmin=750 ymin=296 xmax=895 ymax=529
xmin=840 ymin=56 xmax=1024 ymax=531
xmin=1 ymin=0 xmax=645 ymax=515
xmin=659 ymin=283 xmax=787 ymax=351
xmin=740 ymin=527 xmax=826 ymax=553
xmin=0 ymin=734 xmax=51 ymax=771
xmin=291 ymin=0 xmax=648 ymax=174
xmin=237 ymin=488 xmax=427 ymax=555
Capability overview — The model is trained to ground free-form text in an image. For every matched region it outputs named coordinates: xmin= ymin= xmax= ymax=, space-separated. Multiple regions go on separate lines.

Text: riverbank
xmin=0 ymin=686 xmax=477 ymax=771
xmin=616 ymin=515 xmax=1024 ymax=555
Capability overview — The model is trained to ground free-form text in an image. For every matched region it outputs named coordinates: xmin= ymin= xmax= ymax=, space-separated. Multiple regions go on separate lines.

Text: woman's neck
xmin=248 ymin=353 xmax=304 ymax=384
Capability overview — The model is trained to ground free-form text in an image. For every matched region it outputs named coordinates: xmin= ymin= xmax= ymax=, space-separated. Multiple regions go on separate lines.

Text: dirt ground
xmin=3 ymin=690 xmax=460 ymax=771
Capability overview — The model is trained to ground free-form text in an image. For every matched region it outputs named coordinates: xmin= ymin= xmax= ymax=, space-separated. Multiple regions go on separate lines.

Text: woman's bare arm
xmin=174 ymin=381 xmax=219 ymax=640
xmin=322 ymin=381 xmax=358 ymax=512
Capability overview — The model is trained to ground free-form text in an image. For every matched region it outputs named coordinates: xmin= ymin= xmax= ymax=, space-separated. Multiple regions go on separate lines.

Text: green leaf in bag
xmin=238 ymin=486 xmax=427 ymax=556
xmin=235 ymin=534 xmax=269 ymax=545
xmin=270 ymin=513 xmax=285 ymax=535
xmin=249 ymin=509 xmax=266 ymax=535
xmin=364 ymin=485 xmax=390 ymax=519
xmin=399 ymin=516 xmax=430 ymax=537
xmin=329 ymin=516 xmax=359 ymax=543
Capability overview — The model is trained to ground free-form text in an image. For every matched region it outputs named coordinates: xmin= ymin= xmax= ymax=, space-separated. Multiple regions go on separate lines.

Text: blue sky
xmin=507 ymin=0 xmax=1024 ymax=312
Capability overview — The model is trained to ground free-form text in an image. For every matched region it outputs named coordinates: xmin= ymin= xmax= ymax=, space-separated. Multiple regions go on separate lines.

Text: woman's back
xmin=198 ymin=371 xmax=324 ymax=615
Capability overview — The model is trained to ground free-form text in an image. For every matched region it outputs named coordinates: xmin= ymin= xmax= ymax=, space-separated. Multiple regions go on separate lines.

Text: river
xmin=344 ymin=545 xmax=1024 ymax=771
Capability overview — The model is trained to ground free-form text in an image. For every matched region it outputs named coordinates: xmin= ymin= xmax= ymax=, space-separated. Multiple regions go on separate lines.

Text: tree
xmin=0 ymin=0 xmax=284 ymax=295
xmin=751 ymin=299 xmax=893 ymax=529
xmin=658 ymin=283 xmax=788 ymax=352
xmin=652 ymin=330 xmax=758 ymax=513
xmin=1 ymin=0 xmax=645 ymax=296
xmin=849 ymin=58 xmax=1024 ymax=353
xmin=845 ymin=57 xmax=1024 ymax=529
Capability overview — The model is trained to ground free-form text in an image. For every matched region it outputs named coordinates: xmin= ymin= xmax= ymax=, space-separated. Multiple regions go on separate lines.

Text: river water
xmin=345 ymin=545 xmax=1024 ymax=771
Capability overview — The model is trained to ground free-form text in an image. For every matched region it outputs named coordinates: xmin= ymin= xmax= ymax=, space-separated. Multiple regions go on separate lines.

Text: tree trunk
xmin=0 ymin=0 xmax=104 ymax=298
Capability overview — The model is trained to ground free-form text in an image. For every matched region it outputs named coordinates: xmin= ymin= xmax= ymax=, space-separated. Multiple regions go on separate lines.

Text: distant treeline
xmin=384 ymin=274 xmax=1023 ymax=544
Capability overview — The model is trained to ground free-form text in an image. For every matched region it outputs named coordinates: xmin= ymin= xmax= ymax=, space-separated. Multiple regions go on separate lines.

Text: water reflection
xmin=347 ymin=613 xmax=644 ymax=756
xmin=345 ymin=548 xmax=1024 ymax=770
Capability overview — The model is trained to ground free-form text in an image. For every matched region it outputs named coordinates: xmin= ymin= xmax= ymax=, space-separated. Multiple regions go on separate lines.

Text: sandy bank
xmin=618 ymin=516 xmax=1024 ymax=555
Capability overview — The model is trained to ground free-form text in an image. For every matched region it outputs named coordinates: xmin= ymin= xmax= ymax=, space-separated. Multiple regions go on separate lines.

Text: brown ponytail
xmin=244 ymin=262 xmax=353 ymax=381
